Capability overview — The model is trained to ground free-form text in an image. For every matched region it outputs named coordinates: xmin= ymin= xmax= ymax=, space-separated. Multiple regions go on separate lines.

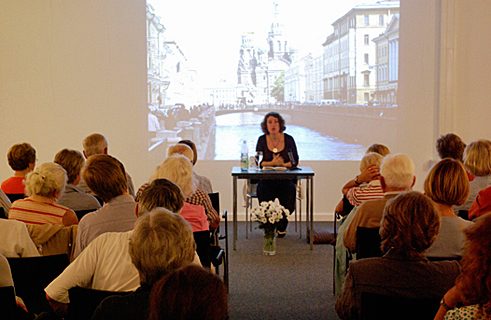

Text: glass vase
xmin=263 ymin=230 xmax=277 ymax=256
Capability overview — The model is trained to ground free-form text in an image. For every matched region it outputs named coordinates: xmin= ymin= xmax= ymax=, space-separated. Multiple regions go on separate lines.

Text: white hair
xmin=360 ymin=152 xmax=383 ymax=172
xmin=380 ymin=154 xmax=415 ymax=189
xmin=25 ymin=162 xmax=67 ymax=199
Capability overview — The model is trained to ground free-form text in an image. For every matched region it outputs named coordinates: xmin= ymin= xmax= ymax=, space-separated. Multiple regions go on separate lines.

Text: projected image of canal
xmin=211 ymin=112 xmax=366 ymax=160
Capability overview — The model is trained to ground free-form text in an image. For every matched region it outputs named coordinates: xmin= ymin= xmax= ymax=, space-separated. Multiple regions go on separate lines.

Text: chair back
xmin=74 ymin=209 xmax=94 ymax=221
xmin=67 ymin=286 xmax=132 ymax=320
xmin=355 ymin=227 xmax=382 ymax=259
xmin=194 ymin=230 xmax=211 ymax=268
xmin=208 ymin=192 xmax=220 ymax=213
xmin=208 ymin=192 xmax=229 ymax=291
xmin=0 ymin=286 xmax=16 ymax=320
xmin=7 ymin=254 xmax=70 ymax=314
xmin=5 ymin=193 xmax=25 ymax=203
xmin=0 ymin=207 xmax=6 ymax=219
xmin=360 ymin=292 xmax=440 ymax=320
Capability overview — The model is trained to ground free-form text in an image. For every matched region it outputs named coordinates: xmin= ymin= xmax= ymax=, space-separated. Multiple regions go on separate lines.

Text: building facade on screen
xmin=322 ymin=1 xmax=400 ymax=105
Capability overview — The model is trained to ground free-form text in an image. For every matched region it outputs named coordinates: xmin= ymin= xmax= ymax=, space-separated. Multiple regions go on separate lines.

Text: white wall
xmin=1 ymin=0 xmax=490 ymax=221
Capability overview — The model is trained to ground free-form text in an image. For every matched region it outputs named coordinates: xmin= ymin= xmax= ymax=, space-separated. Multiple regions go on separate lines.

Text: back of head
xmin=7 ymin=143 xmax=36 ymax=171
xmin=149 ymin=265 xmax=228 ymax=320
xmin=436 ymin=133 xmax=466 ymax=161
xmin=151 ymin=155 xmax=193 ymax=197
xmin=380 ymin=153 xmax=415 ymax=190
xmin=366 ymin=143 xmax=390 ymax=156
xmin=457 ymin=213 xmax=491 ymax=314
xmin=129 ymin=208 xmax=195 ymax=286
xmin=167 ymin=144 xmax=194 ymax=163
xmin=178 ymin=140 xmax=198 ymax=165
xmin=359 ymin=152 xmax=383 ymax=172
xmin=25 ymin=162 xmax=67 ymax=199
xmin=82 ymin=133 xmax=108 ymax=157
xmin=82 ymin=154 xmax=128 ymax=202
xmin=54 ymin=149 xmax=85 ymax=184
xmin=424 ymin=158 xmax=470 ymax=206
xmin=380 ymin=191 xmax=440 ymax=256
xmin=464 ymin=139 xmax=491 ymax=176
xmin=138 ymin=178 xmax=184 ymax=215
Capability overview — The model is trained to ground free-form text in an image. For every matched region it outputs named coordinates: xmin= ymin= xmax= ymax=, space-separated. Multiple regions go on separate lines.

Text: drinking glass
xmin=256 ymin=151 xmax=263 ymax=170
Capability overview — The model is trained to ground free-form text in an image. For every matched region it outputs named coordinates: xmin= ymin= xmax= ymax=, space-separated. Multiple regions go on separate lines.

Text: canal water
xmin=213 ymin=112 xmax=366 ymax=160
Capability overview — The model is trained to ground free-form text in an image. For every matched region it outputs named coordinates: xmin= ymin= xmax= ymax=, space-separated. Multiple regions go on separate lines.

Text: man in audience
xmin=45 ymin=178 xmax=201 ymax=317
xmin=78 ymin=133 xmax=135 ymax=197
xmin=1 ymin=143 xmax=36 ymax=201
xmin=91 ymin=208 xmax=196 ymax=320
xmin=343 ymin=153 xmax=416 ymax=252
xmin=54 ymin=149 xmax=101 ymax=212
xmin=73 ymin=155 xmax=136 ymax=257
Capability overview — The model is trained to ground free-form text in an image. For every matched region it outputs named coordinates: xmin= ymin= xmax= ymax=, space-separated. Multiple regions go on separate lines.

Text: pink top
xmin=180 ymin=202 xmax=209 ymax=232
xmin=469 ymin=186 xmax=491 ymax=220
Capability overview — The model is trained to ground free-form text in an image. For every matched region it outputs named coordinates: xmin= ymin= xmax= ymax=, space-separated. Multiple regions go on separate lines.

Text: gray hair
xmin=360 ymin=152 xmax=383 ymax=172
xmin=25 ymin=162 xmax=67 ymax=199
xmin=82 ymin=133 xmax=108 ymax=157
xmin=380 ymin=154 xmax=415 ymax=190
xmin=129 ymin=208 xmax=195 ymax=285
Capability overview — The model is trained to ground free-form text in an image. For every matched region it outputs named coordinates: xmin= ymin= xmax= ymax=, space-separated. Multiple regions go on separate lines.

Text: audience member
xmin=335 ymin=154 xmax=415 ymax=295
xmin=336 ymin=191 xmax=460 ymax=319
xmin=0 ymin=219 xmax=40 ymax=257
xmin=45 ymin=179 xmax=201 ymax=317
xmin=78 ymin=133 xmax=135 ymax=197
xmin=179 ymin=139 xmax=213 ymax=193
xmin=73 ymin=155 xmax=136 ymax=257
xmin=434 ymin=213 xmax=491 ymax=320
xmin=343 ymin=153 xmax=415 ymax=252
xmin=148 ymin=265 xmax=228 ymax=320
xmin=54 ymin=149 xmax=101 ymax=212
xmin=91 ymin=208 xmax=196 ymax=320
xmin=8 ymin=162 xmax=78 ymax=226
xmin=0 ymin=189 xmax=11 ymax=215
xmin=436 ymin=133 xmax=466 ymax=161
xmin=424 ymin=158 xmax=473 ymax=259
xmin=366 ymin=143 xmax=390 ymax=156
xmin=343 ymin=152 xmax=384 ymax=207
xmin=468 ymin=186 xmax=491 ymax=220
xmin=0 ymin=253 xmax=31 ymax=320
xmin=456 ymin=139 xmax=491 ymax=212
xmin=149 ymin=154 xmax=219 ymax=230
xmin=1 ymin=143 xmax=36 ymax=201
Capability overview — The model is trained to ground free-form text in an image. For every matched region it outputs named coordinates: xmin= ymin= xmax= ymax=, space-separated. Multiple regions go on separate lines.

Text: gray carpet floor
xmin=224 ymin=221 xmax=340 ymax=320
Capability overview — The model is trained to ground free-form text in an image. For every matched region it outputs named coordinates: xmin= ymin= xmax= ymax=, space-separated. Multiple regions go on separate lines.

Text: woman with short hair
xmin=424 ymin=158 xmax=473 ymax=259
xmin=8 ymin=162 xmax=78 ymax=226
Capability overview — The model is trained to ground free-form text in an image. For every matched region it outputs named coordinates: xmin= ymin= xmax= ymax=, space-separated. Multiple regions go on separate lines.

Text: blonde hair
xmin=25 ymin=162 xmax=67 ymax=199
xmin=151 ymin=155 xmax=194 ymax=197
xmin=464 ymin=139 xmax=491 ymax=176
xmin=424 ymin=158 xmax=470 ymax=206
xmin=359 ymin=152 xmax=383 ymax=172
xmin=380 ymin=154 xmax=415 ymax=189
xmin=82 ymin=133 xmax=108 ymax=157
xmin=380 ymin=191 xmax=440 ymax=256
xmin=167 ymin=144 xmax=194 ymax=162
xmin=54 ymin=149 xmax=85 ymax=184
xmin=129 ymin=208 xmax=195 ymax=285
xmin=366 ymin=143 xmax=390 ymax=156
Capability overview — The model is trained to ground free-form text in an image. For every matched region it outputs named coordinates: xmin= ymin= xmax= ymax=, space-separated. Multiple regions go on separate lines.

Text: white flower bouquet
xmin=251 ymin=198 xmax=290 ymax=234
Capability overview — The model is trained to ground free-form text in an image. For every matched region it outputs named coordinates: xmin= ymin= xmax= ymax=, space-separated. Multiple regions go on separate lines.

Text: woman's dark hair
xmin=260 ymin=112 xmax=286 ymax=134
xmin=148 ymin=265 xmax=228 ymax=320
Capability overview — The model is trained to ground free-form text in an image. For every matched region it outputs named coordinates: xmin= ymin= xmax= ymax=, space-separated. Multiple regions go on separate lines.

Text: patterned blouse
xmin=445 ymin=305 xmax=489 ymax=320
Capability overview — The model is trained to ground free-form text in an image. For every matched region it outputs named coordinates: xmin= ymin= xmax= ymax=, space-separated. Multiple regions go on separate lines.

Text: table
xmin=231 ymin=166 xmax=315 ymax=250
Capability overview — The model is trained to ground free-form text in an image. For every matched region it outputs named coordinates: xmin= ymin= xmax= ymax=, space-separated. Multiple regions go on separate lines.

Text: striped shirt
xmin=9 ymin=198 xmax=75 ymax=225
xmin=346 ymin=179 xmax=384 ymax=207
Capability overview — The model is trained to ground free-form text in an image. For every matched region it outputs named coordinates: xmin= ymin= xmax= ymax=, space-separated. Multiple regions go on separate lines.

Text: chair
xmin=194 ymin=230 xmax=211 ymax=269
xmin=355 ymin=227 xmax=382 ymax=259
xmin=360 ymin=292 xmax=441 ymax=320
xmin=458 ymin=209 xmax=469 ymax=220
xmin=331 ymin=210 xmax=343 ymax=294
xmin=208 ymin=192 xmax=229 ymax=291
xmin=0 ymin=207 xmax=6 ymax=219
xmin=67 ymin=286 xmax=131 ymax=320
xmin=5 ymin=193 xmax=25 ymax=203
xmin=0 ymin=286 xmax=16 ymax=320
xmin=7 ymin=254 xmax=70 ymax=314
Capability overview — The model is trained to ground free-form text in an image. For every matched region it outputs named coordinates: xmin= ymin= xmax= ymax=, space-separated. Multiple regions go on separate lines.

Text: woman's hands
xmin=262 ymin=154 xmax=291 ymax=168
